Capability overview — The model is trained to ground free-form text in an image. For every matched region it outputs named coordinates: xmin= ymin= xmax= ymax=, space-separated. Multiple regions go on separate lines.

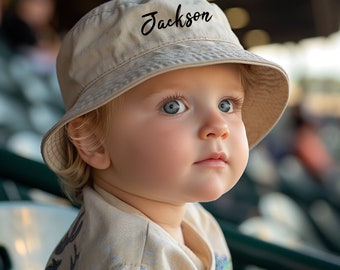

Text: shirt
xmin=45 ymin=186 xmax=232 ymax=270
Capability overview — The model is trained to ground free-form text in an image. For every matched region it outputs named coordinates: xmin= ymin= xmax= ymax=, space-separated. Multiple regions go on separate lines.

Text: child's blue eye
xmin=218 ymin=99 xmax=233 ymax=113
xmin=162 ymin=100 xmax=186 ymax=114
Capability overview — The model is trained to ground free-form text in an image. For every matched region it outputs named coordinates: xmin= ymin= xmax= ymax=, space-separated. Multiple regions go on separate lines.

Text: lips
xmin=194 ymin=152 xmax=227 ymax=167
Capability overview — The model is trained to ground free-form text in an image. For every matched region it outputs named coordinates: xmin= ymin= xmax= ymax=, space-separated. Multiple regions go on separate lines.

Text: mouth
xmin=194 ymin=152 xmax=228 ymax=168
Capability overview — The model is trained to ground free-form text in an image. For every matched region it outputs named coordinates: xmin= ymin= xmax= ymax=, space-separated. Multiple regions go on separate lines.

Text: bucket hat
xmin=41 ymin=0 xmax=289 ymax=172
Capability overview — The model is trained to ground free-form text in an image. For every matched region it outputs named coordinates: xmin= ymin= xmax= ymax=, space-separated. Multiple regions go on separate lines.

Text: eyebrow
xmin=141 ymin=84 xmax=185 ymax=99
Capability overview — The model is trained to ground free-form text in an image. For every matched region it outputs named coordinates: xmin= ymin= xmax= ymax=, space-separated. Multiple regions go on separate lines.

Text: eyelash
xmin=161 ymin=93 xmax=185 ymax=104
xmin=225 ymin=96 xmax=244 ymax=110
xmin=159 ymin=94 xmax=244 ymax=112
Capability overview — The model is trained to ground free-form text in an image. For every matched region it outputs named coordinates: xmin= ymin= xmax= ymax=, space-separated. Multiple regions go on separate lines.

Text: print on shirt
xmin=215 ymin=253 xmax=232 ymax=270
xmin=45 ymin=210 xmax=85 ymax=270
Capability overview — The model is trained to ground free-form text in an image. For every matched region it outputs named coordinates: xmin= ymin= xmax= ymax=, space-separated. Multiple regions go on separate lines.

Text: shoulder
xmin=46 ymin=188 xmax=211 ymax=269
xmin=46 ymin=187 xmax=150 ymax=269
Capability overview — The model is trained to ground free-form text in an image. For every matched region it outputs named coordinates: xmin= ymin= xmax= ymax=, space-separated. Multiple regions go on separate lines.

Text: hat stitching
xmin=68 ymin=40 xmax=284 ymax=117
xmin=79 ymin=38 xmax=240 ymax=93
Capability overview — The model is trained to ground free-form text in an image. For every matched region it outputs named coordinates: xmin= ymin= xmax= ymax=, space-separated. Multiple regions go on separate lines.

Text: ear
xmin=67 ymin=119 xmax=111 ymax=170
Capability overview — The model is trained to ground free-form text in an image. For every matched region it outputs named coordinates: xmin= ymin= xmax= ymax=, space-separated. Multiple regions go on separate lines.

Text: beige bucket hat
xmin=41 ymin=0 xmax=289 ymax=173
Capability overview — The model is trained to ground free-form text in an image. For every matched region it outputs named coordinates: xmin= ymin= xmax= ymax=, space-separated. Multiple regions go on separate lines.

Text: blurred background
xmin=0 ymin=0 xmax=339 ymax=268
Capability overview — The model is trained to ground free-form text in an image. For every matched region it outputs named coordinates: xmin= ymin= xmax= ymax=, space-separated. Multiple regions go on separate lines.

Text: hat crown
xmin=57 ymin=0 xmax=240 ymax=110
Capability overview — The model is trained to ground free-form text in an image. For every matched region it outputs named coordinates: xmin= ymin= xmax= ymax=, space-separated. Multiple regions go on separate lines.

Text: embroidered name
xmin=141 ymin=4 xmax=213 ymax=35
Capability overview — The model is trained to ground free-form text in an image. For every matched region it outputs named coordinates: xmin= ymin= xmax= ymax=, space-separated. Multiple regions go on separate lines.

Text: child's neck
xmin=94 ymin=180 xmax=187 ymax=245
xmin=146 ymin=203 xmax=186 ymax=245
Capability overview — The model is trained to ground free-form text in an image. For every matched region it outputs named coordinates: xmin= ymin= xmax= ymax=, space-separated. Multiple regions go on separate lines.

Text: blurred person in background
xmin=0 ymin=0 xmax=63 ymax=161
xmin=292 ymin=104 xmax=336 ymax=183
xmin=1 ymin=0 xmax=59 ymax=69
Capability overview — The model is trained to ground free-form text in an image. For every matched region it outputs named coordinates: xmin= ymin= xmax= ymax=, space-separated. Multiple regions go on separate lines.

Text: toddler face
xmin=95 ymin=64 xmax=249 ymax=204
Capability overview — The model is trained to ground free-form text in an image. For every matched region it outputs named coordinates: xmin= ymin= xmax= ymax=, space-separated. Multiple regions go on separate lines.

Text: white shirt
xmin=45 ymin=186 xmax=232 ymax=270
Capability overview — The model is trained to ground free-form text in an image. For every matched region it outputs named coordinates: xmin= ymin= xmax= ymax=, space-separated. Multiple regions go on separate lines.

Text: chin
xmin=198 ymin=193 xmax=225 ymax=203
xmin=191 ymin=187 xmax=228 ymax=203
xmin=186 ymin=175 xmax=239 ymax=202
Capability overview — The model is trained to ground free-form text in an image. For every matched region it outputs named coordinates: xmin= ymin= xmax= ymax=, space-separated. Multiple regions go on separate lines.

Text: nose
xmin=198 ymin=111 xmax=230 ymax=140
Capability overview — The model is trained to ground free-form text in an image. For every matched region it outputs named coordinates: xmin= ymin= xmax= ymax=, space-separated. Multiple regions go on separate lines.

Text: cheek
xmin=231 ymin=123 xmax=249 ymax=178
xmin=112 ymin=122 xmax=192 ymax=185
xmin=136 ymin=125 xmax=191 ymax=171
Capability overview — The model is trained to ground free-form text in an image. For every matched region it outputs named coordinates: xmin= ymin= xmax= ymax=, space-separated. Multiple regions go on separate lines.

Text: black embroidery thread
xmin=141 ymin=4 xmax=212 ymax=35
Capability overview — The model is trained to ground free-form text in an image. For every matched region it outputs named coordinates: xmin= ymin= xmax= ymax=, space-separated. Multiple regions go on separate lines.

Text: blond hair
xmin=54 ymin=101 xmax=113 ymax=205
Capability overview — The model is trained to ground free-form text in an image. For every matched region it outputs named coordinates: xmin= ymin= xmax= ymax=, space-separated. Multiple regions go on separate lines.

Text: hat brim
xmin=41 ymin=39 xmax=289 ymax=172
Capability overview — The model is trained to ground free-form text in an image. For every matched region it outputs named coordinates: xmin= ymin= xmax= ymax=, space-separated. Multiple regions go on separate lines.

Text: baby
xmin=42 ymin=0 xmax=289 ymax=269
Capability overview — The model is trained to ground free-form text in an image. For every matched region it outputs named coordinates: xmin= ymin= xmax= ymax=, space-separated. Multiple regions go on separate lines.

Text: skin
xmin=73 ymin=64 xmax=249 ymax=243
